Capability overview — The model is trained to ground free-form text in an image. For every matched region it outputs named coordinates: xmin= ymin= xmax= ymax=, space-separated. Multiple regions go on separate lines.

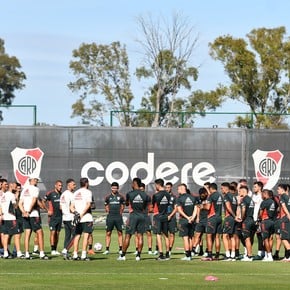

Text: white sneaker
xmin=168 ymin=251 xmax=171 ymax=256
xmin=262 ymin=256 xmax=273 ymax=262
xmin=133 ymin=251 xmax=138 ymax=255
xmin=148 ymin=251 xmax=153 ymax=255
xmin=51 ymin=250 xmax=60 ymax=256
xmin=61 ymin=249 xmax=67 ymax=255
xmin=181 ymin=256 xmax=192 ymax=261
xmin=203 ymin=252 xmax=208 ymax=257
xmin=103 ymin=250 xmax=110 ymax=255
xmin=241 ymin=256 xmax=253 ymax=262
xmin=119 ymin=250 xmax=122 ymax=255
xmin=153 ymin=250 xmax=159 ymax=255
xmin=135 ymin=256 xmax=141 ymax=261
xmin=117 ymin=256 xmax=126 ymax=261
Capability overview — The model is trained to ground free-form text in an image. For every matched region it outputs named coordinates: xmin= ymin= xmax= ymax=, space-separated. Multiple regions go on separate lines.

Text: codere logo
xmin=81 ymin=152 xmax=216 ymax=187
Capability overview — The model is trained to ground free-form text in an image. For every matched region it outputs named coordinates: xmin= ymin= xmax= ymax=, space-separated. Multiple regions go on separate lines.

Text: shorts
xmin=145 ymin=214 xmax=152 ymax=232
xmin=49 ymin=217 xmax=62 ymax=232
xmin=274 ymin=219 xmax=281 ymax=234
xmin=178 ymin=219 xmax=194 ymax=238
xmin=75 ymin=221 xmax=94 ymax=235
xmin=106 ymin=216 xmax=123 ymax=232
xmin=241 ymin=218 xmax=255 ymax=239
xmin=206 ymin=216 xmax=223 ymax=235
xmin=235 ymin=221 xmax=242 ymax=237
xmin=195 ymin=219 xmax=207 ymax=234
xmin=2 ymin=220 xmax=22 ymax=235
xmin=260 ymin=219 xmax=274 ymax=240
xmin=23 ymin=217 xmax=42 ymax=232
xmin=153 ymin=214 xmax=168 ymax=235
xmin=125 ymin=213 xmax=145 ymax=235
xmin=280 ymin=217 xmax=290 ymax=241
xmin=168 ymin=216 xmax=177 ymax=234
xmin=223 ymin=216 xmax=236 ymax=235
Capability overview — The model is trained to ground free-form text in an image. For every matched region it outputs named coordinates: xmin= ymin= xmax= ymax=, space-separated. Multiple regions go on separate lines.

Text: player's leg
xmin=87 ymin=233 xmax=94 ymax=254
xmin=115 ymin=217 xmax=123 ymax=254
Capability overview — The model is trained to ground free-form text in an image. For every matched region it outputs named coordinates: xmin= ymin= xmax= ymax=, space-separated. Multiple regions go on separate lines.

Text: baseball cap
xmin=29 ymin=174 xmax=39 ymax=180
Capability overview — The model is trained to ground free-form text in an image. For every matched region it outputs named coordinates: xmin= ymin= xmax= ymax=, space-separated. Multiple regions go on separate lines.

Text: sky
xmin=1 ymin=0 xmax=290 ymax=127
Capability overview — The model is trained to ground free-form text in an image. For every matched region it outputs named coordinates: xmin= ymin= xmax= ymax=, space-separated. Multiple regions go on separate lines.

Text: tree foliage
xmin=0 ymin=39 xmax=26 ymax=121
xmin=210 ymin=26 xmax=290 ymax=128
xmin=68 ymin=41 xmax=134 ymax=126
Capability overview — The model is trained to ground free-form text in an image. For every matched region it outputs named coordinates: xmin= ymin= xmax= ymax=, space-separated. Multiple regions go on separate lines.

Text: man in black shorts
xmin=166 ymin=182 xmax=177 ymax=256
xmin=177 ymin=183 xmax=198 ymax=261
xmin=259 ymin=189 xmax=276 ymax=262
xmin=103 ymin=182 xmax=125 ymax=255
xmin=43 ymin=180 xmax=63 ymax=255
xmin=202 ymin=183 xmax=223 ymax=261
xmin=19 ymin=176 xmax=49 ymax=260
xmin=152 ymin=179 xmax=171 ymax=260
xmin=117 ymin=177 xmax=150 ymax=261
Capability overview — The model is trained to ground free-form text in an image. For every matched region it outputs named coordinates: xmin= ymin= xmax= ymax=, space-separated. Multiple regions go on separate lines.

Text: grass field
xmin=1 ymin=226 xmax=290 ymax=289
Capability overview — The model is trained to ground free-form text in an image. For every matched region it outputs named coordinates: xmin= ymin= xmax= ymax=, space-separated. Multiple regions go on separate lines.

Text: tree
xmin=209 ymin=26 xmax=290 ymax=129
xmin=135 ymin=13 xmax=200 ymax=127
xmin=68 ymin=41 xmax=134 ymax=126
xmin=0 ymin=39 xmax=26 ymax=121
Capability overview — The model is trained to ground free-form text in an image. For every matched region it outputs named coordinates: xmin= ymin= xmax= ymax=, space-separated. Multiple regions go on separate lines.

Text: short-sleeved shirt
xmin=240 ymin=195 xmax=255 ymax=219
xmin=104 ymin=193 xmax=125 ymax=216
xmin=19 ymin=185 xmax=40 ymax=218
xmin=252 ymin=193 xmax=263 ymax=221
xmin=260 ymin=198 xmax=276 ymax=220
xmin=152 ymin=190 xmax=171 ymax=216
xmin=43 ymin=190 xmax=62 ymax=219
xmin=207 ymin=191 xmax=223 ymax=218
xmin=177 ymin=193 xmax=197 ymax=219
xmin=0 ymin=191 xmax=16 ymax=221
xmin=126 ymin=190 xmax=150 ymax=214
xmin=60 ymin=190 xmax=74 ymax=221
xmin=72 ymin=188 xmax=93 ymax=223
xmin=223 ymin=192 xmax=238 ymax=218
xmin=279 ymin=193 xmax=290 ymax=218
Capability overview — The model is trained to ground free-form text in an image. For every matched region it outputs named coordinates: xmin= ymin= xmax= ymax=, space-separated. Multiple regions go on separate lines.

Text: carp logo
xmin=252 ymin=150 xmax=283 ymax=189
xmin=10 ymin=147 xmax=44 ymax=186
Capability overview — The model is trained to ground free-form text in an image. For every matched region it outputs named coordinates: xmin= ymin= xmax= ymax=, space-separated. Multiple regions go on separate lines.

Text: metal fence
xmin=0 ymin=126 xmax=289 ymax=209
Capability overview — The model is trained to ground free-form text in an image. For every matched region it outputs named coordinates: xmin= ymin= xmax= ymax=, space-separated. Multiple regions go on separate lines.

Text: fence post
xmin=110 ymin=111 xmax=114 ymax=127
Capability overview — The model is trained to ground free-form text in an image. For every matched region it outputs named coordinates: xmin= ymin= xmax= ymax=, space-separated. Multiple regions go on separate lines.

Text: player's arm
xmin=168 ymin=204 xmax=177 ymax=220
xmin=104 ymin=195 xmax=109 ymax=213
xmin=281 ymin=202 xmax=290 ymax=220
xmin=240 ymin=203 xmax=246 ymax=220
xmin=177 ymin=205 xmax=192 ymax=222
xmin=125 ymin=193 xmax=130 ymax=206
xmin=27 ymin=196 xmax=37 ymax=214
xmin=80 ymin=201 xmax=91 ymax=219
xmin=190 ymin=204 xmax=198 ymax=222
xmin=70 ymin=201 xmax=76 ymax=214
xmin=224 ymin=201 xmax=236 ymax=218
xmin=120 ymin=195 xmax=125 ymax=214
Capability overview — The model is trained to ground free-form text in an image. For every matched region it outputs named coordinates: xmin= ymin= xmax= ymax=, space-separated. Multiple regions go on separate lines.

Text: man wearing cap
xmin=19 ymin=175 xmax=49 ymax=260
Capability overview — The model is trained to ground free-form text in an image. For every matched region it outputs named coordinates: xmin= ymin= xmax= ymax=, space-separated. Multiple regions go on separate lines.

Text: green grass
xmin=1 ymin=227 xmax=290 ymax=289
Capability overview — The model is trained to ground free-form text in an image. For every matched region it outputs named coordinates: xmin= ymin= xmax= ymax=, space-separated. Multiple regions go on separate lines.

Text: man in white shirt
xmin=19 ymin=175 xmax=49 ymax=260
xmin=0 ymin=179 xmax=24 ymax=258
xmin=70 ymin=177 xmax=93 ymax=261
xmin=60 ymin=178 xmax=76 ymax=258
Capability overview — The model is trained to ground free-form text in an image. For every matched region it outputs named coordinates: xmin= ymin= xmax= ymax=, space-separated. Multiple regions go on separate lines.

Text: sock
xmin=235 ymin=249 xmax=240 ymax=257
xmin=208 ymin=251 xmax=213 ymax=258
xmin=4 ymin=250 xmax=8 ymax=257
xmin=40 ymin=251 xmax=44 ymax=257
xmin=121 ymin=251 xmax=126 ymax=257
xmin=258 ymin=250 xmax=262 ymax=256
xmin=192 ymin=247 xmax=196 ymax=253
xmin=169 ymin=247 xmax=172 ymax=252
xmin=137 ymin=251 xmax=141 ymax=257
xmin=73 ymin=251 xmax=78 ymax=258
xmin=195 ymin=245 xmax=200 ymax=253
xmin=17 ymin=251 xmax=22 ymax=257
xmin=119 ymin=246 xmax=122 ymax=251
xmin=275 ymin=250 xmax=279 ymax=256
xmin=155 ymin=245 xmax=159 ymax=251
xmin=135 ymin=247 xmax=138 ymax=252
xmin=25 ymin=251 xmax=30 ymax=258
xmin=186 ymin=250 xmax=191 ymax=257
xmin=225 ymin=250 xmax=230 ymax=258
xmin=51 ymin=245 xmax=56 ymax=251
xmin=34 ymin=245 xmax=38 ymax=252
xmin=81 ymin=250 xmax=87 ymax=259
xmin=268 ymin=252 xmax=272 ymax=258
xmin=166 ymin=251 xmax=169 ymax=257
xmin=88 ymin=244 xmax=92 ymax=250
xmin=106 ymin=247 xmax=109 ymax=251
xmin=231 ymin=251 xmax=235 ymax=258
xmin=159 ymin=252 xmax=164 ymax=257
